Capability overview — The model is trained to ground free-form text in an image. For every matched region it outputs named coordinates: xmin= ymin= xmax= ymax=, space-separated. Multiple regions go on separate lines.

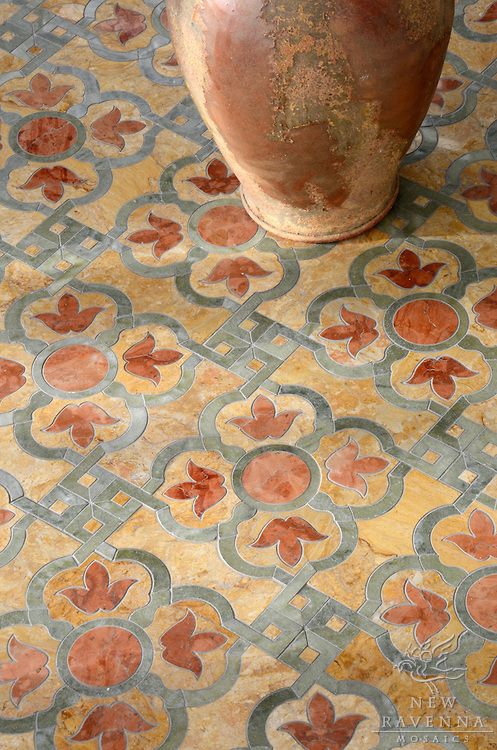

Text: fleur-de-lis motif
xmin=377 ymin=248 xmax=445 ymax=289
xmin=279 ymin=692 xmax=366 ymax=750
xmin=0 ymin=636 xmax=49 ymax=706
xmin=477 ymin=2 xmax=497 ymax=22
xmin=123 ymin=333 xmax=182 ymax=384
xmin=127 ymin=212 xmax=182 ymax=259
xmin=251 ymin=517 xmax=327 ymax=566
xmin=462 ymin=168 xmax=497 ymax=215
xmin=20 ymin=166 xmax=85 ymax=202
xmin=94 ymin=3 xmax=147 ymax=45
xmin=58 ymin=560 xmax=136 ymax=613
xmin=482 ymin=657 xmax=497 ymax=685
xmin=0 ymin=357 xmax=26 ymax=401
xmin=0 ymin=509 xmax=14 ymax=526
xmin=202 ymin=256 xmax=271 ymax=297
xmin=382 ymin=580 xmax=450 ymax=646
xmin=11 ymin=73 xmax=72 ymax=108
xmin=165 ymin=460 xmax=226 ymax=519
xmin=160 ymin=609 xmax=227 ymax=678
xmin=432 ymin=77 xmax=463 ymax=108
xmin=34 ymin=293 xmax=103 ymax=334
xmin=405 ymin=356 xmax=477 ymax=400
xmin=325 ymin=438 xmax=388 ymax=497
xmin=228 ymin=395 xmax=301 ymax=439
xmin=91 ymin=106 xmax=146 ymax=150
xmin=474 ymin=286 xmax=497 ymax=329
xmin=188 ymin=158 xmax=240 ymax=195
xmin=70 ymin=702 xmax=155 ymax=747
xmin=43 ymin=403 xmax=119 ymax=448
xmin=444 ymin=509 xmax=497 ymax=560
xmin=320 ymin=306 xmax=379 ymax=358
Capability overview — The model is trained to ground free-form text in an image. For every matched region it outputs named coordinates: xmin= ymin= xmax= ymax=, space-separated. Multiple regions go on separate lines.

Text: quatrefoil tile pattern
xmin=0 ymin=1 xmax=496 ymax=748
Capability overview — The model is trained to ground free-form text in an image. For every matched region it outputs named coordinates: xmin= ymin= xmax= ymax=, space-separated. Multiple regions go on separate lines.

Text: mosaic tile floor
xmin=0 ymin=1 xmax=496 ymax=749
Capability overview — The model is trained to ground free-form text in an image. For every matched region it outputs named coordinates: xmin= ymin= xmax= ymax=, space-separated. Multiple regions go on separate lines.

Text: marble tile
xmin=0 ymin=2 xmax=496 ymax=748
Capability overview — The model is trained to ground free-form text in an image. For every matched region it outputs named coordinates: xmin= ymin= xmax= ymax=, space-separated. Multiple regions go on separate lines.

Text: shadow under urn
xmin=168 ymin=0 xmax=455 ymax=242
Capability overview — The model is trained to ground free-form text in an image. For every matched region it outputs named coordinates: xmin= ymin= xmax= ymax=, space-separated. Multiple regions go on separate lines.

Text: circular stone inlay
xmin=393 ymin=299 xmax=459 ymax=345
xmin=67 ymin=625 xmax=142 ymax=687
xmin=241 ymin=451 xmax=311 ymax=504
xmin=43 ymin=344 xmax=109 ymax=392
xmin=197 ymin=205 xmax=258 ymax=247
xmin=467 ymin=574 xmax=497 ymax=632
xmin=17 ymin=115 xmax=78 ymax=157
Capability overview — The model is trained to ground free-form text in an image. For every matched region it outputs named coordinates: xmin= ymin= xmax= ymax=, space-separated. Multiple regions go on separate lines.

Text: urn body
xmin=168 ymin=0 xmax=454 ymax=242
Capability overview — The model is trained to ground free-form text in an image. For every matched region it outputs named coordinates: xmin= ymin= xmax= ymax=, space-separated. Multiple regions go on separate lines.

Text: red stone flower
xmin=11 ymin=73 xmax=72 ymax=108
xmin=462 ymin=168 xmax=497 ymax=214
xmin=0 ymin=636 xmax=49 ymax=706
xmin=34 ymin=293 xmax=103 ymax=334
xmin=70 ymin=702 xmax=154 ymax=748
xmin=44 ymin=403 xmax=119 ymax=448
xmin=94 ymin=3 xmax=147 ymax=45
xmin=91 ymin=106 xmax=146 ymax=151
xmin=474 ymin=287 xmax=497 ymax=329
xmin=405 ymin=356 xmax=477 ymax=400
xmin=325 ymin=438 xmax=388 ymax=497
xmin=202 ymin=257 xmax=271 ymax=297
xmin=123 ymin=333 xmax=182 ymax=384
xmin=160 ymin=609 xmax=227 ymax=678
xmin=0 ymin=509 xmax=15 ymax=525
xmin=228 ymin=395 xmax=301 ymax=439
xmin=127 ymin=212 xmax=182 ymax=259
xmin=482 ymin=657 xmax=497 ymax=685
xmin=20 ymin=166 xmax=85 ymax=202
xmin=188 ymin=158 xmax=240 ymax=195
xmin=320 ymin=306 xmax=379 ymax=358
xmin=432 ymin=77 xmax=463 ymax=108
xmin=58 ymin=560 xmax=136 ymax=613
xmin=444 ymin=509 xmax=497 ymax=560
xmin=0 ymin=357 xmax=26 ymax=401
xmin=477 ymin=2 xmax=497 ymax=22
xmin=382 ymin=580 xmax=450 ymax=646
xmin=251 ymin=517 xmax=327 ymax=567
xmin=165 ymin=460 xmax=226 ymax=519
xmin=377 ymin=248 xmax=445 ymax=289
xmin=279 ymin=692 xmax=366 ymax=750
xmin=160 ymin=8 xmax=169 ymax=29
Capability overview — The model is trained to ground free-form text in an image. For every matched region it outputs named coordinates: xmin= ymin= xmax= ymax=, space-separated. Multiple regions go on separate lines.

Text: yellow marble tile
xmin=274 ymin=349 xmax=438 ymax=450
xmin=108 ymin=508 xmax=282 ymax=623
xmin=184 ymin=645 xmax=297 ymax=750
xmin=0 ymin=520 xmax=78 ymax=615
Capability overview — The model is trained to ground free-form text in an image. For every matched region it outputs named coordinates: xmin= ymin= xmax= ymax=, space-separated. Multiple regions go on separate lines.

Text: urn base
xmin=240 ymin=178 xmax=400 ymax=244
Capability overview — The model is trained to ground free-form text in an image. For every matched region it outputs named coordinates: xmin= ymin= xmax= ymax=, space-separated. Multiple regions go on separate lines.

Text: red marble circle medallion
xmin=197 ymin=205 xmax=258 ymax=247
xmin=393 ymin=299 xmax=459 ymax=345
xmin=67 ymin=625 xmax=142 ymax=687
xmin=242 ymin=451 xmax=311 ymax=504
xmin=17 ymin=116 xmax=78 ymax=157
xmin=467 ymin=574 xmax=497 ymax=632
xmin=43 ymin=344 xmax=108 ymax=392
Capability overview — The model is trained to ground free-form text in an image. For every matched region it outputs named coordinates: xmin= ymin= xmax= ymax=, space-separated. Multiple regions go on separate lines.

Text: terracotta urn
xmin=168 ymin=1 xmax=454 ymax=242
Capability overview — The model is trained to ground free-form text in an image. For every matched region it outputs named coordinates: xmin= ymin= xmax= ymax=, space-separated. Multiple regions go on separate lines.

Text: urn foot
xmin=240 ymin=178 xmax=400 ymax=244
